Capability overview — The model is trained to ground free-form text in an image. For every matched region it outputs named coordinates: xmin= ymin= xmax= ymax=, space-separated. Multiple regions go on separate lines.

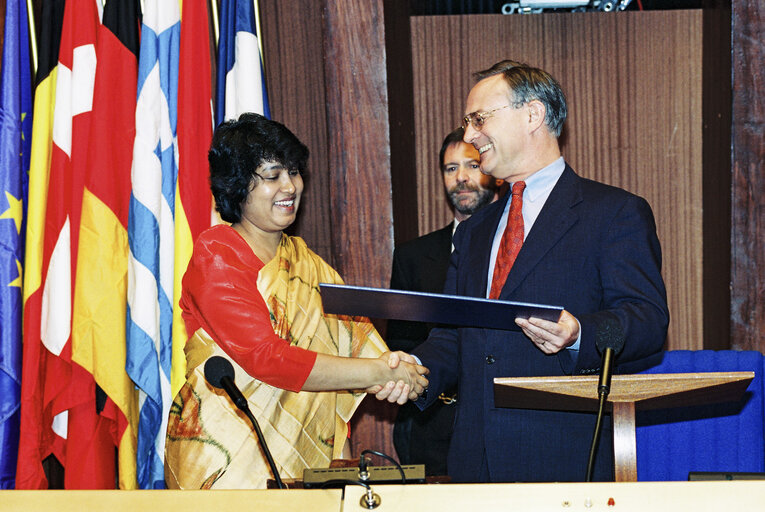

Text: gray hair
xmin=474 ymin=60 xmax=567 ymax=138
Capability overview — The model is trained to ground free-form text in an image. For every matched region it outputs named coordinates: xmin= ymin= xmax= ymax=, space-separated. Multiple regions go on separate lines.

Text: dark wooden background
xmin=411 ymin=11 xmax=713 ymax=351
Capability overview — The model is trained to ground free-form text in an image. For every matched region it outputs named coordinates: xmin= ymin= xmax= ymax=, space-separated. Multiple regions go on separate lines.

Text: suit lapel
xmin=423 ymin=224 xmax=453 ymax=293
xmin=499 ymin=166 xmax=583 ymax=298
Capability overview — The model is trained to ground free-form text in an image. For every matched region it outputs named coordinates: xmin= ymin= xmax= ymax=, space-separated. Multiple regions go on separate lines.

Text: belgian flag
xmin=16 ymin=0 xmax=66 ymax=490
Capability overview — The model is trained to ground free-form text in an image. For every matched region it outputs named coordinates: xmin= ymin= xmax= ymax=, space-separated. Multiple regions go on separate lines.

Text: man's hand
xmin=515 ymin=310 xmax=579 ymax=354
xmin=366 ymin=351 xmax=429 ymax=404
xmin=383 ymin=350 xmax=419 ymax=369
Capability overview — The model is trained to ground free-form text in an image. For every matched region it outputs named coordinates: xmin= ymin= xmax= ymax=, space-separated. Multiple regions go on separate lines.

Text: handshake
xmin=366 ymin=351 xmax=429 ymax=405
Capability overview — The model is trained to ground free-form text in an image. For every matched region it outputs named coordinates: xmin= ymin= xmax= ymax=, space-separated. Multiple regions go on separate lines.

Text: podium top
xmin=494 ymin=372 xmax=755 ymax=412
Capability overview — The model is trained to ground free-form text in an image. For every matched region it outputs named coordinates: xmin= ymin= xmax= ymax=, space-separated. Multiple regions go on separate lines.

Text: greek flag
xmin=126 ymin=0 xmax=180 ymax=489
xmin=216 ymin=0 xmax=270 ymax=124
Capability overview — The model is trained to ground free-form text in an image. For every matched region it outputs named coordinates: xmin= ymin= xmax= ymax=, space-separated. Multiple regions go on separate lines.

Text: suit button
xmin=486 ymin=355 xmax=495 ymax=364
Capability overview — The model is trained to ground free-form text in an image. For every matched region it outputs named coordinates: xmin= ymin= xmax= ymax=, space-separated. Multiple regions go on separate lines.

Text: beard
xmin=448 ymin=184 xmax=495 ymax=216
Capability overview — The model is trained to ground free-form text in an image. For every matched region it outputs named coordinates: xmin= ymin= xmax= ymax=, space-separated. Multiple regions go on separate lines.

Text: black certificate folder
xmin=319 ymin=284 xmax=563 ymax=331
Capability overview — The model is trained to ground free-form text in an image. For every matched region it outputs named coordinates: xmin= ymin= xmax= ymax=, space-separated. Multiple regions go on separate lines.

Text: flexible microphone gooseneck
xmin=585 ymin=313 xmax=625 ymax=482
xmin=204 ymin=356 xmax=285 ymax=489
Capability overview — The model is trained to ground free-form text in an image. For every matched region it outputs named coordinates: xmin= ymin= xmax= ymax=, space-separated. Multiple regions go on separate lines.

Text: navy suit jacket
xmin=413 ymin=165 xmax=669 ymax=483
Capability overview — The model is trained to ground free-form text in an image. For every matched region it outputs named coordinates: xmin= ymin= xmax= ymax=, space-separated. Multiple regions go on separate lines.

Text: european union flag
xmin=0 ymin=0 xmax=33 ymax=490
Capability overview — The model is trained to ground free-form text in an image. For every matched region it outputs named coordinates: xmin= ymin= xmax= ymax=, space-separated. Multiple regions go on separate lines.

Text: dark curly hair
xmin=209 ymin=113 xmax=309 ymax=223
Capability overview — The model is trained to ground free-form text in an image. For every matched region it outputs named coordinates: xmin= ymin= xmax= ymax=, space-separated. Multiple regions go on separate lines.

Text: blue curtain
xmin=636 ymin=350 xmax=765 ymax=481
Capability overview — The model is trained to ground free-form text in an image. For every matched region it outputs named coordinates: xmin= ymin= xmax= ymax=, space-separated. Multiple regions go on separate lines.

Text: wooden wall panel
xmin=410 ymin=15 xmax=475 ymax=236
xmin=411 ymin=11 xmax=708 ymax=350
xmin=259 ymin=0 xmax=334 ymax=264
xmin=731 ymin=0 xmax=765 ymax=351
xmin=322 ymin=0 xmax=398 ymax=460
xmin=322 ymin=0 xmax=395 ymax=288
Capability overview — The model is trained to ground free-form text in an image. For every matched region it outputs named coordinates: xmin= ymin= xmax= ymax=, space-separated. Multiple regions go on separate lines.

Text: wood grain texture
xmin=494 ymin=372 xmax=754 ymax=411
xmin=731 ymin=0 xmax=765 ymax=351
xmin=612 ymin=401 xmax=637 ymax=482
xmin=259 ymin=0 xmax=334 ymax=264
xmin=322 ymin=0 xmax=395 ymax=287
xmin=411 ymin=11 xmax=708 ymax=350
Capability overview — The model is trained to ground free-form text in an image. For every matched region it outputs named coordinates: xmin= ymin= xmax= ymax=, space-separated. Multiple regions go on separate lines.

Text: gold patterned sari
xmin=165 ymin=234 xmax=387 ymax=488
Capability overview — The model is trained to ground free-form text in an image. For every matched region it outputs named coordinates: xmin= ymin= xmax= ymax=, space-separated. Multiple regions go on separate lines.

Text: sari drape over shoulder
xmin=165 ymin=226 xmax=387 ymax=488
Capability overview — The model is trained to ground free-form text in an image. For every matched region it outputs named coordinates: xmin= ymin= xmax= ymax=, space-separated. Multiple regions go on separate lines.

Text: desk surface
xmin=0 ymin=489 xmax=342 ymax=512
xmin=3 ymin=481 xmax=764 ymax=512
xmin=344 ymin=481 xmax=765 ymax=511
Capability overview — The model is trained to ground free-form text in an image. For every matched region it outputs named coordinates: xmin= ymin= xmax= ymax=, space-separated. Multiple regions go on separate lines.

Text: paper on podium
xmin=319 ymin=283 xmax=563 ymax=331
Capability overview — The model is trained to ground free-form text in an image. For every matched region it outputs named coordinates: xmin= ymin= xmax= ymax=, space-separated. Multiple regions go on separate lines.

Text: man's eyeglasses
xmin=461 ymin=103 xmax=521 ymax=131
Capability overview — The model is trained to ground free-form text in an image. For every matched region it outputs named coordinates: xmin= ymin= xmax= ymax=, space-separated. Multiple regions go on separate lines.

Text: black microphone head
xmin=596 ymin=313 xmax=625 ymax=355
xmin=204 ymin=356 xmax=236 ymax=389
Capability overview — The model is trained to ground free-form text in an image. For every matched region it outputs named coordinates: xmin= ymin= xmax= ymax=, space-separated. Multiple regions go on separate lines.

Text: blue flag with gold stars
xmin=0 ymin=0 xmax=32 ymax=489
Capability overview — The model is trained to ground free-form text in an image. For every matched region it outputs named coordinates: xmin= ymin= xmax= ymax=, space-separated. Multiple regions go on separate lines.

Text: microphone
xmin=204 ymin=356 xmax=248 ymax=408
xmin=204 ymin=356 xmax=285 ymax=489
xmin=585 ymin=313 xmax=625 ymax=482
xmin=594 ymin=312 xmax=626 ymax=397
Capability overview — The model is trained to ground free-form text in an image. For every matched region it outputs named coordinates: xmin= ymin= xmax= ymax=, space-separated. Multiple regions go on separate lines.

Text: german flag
xmin=71 ymin=0 xmax=142 ymax=489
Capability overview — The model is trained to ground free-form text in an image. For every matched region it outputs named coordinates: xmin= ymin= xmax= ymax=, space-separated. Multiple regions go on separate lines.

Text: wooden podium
xmin=494 ymin=372 xmax=754 ymax=482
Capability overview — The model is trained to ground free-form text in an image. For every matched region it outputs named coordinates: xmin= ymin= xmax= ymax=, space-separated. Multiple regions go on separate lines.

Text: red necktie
xmin=489 ymin=181 xmax=526 ymax=299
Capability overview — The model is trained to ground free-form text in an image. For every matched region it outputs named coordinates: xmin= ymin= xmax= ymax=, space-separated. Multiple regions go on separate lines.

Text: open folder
xmin=319 ymin=283 xmax=563 ymax=331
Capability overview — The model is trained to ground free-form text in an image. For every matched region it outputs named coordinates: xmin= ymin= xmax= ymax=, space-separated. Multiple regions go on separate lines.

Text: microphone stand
xmin=219 ymin=376 xmax=285 ymax=489
xmin=241 ymin=405 xmax=285 ymax=489
xmin=585 ymin=347 xmax=615 ymax=482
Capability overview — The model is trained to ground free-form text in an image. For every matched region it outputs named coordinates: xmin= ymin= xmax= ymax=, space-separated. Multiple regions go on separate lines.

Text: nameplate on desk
xmin=303 ymin=465 xmax=426 ymax=487
xmin=319 ymin=284 xmax=563 ymax=331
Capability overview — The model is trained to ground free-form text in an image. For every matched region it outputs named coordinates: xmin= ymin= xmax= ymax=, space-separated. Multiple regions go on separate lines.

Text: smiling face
xmin=442 ymin=141 xmax=496 ymax=221
xmin=462 ymin=75 xmax=532 ymax=182
xmin=238 ymin=161 xmax=304 ymax=236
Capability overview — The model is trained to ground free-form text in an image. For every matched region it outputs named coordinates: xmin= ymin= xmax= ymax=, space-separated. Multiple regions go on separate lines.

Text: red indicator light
xmin=607 ymin=497 xmax=616 ymax=507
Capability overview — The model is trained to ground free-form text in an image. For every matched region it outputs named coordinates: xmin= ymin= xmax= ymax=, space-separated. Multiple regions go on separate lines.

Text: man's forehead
xmin=465 ymin=75 xmax=511 ymax=112
xmin=444 ymin=141 xmax=480 ymax=162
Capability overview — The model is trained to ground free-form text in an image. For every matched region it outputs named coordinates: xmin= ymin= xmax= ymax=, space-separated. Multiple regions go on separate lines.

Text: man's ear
xmin=527 ymin=100 xmax=546 ymax=132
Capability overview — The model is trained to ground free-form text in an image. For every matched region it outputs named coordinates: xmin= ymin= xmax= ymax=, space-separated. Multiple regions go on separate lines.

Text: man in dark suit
xmin=394 ymin=60 xmax=669 ymax=483
xmin=387 ymin=128 xmax=500 ymax=476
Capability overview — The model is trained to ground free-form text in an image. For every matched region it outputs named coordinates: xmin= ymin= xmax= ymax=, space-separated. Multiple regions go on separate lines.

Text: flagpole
xmin=26 ymin=0 xmax=37 ymax=76
xmin=211 ymin=0 xmax=220 ymax=48
xmin=253 ymin=0 xmax=264 ymax=59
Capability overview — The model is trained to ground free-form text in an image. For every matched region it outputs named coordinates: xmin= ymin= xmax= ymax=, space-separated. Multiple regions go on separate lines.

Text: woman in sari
xmin=165 ymin=113 xmax=428 ymax=489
